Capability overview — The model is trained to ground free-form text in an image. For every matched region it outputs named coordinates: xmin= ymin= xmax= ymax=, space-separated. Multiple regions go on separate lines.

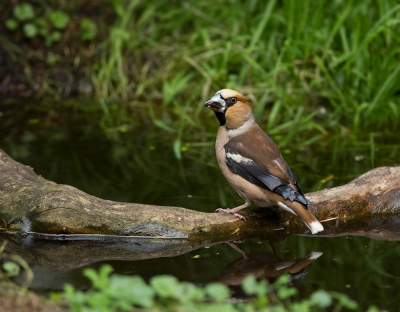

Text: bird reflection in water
xmin=219 ymin=242 xmax=322 ymax=286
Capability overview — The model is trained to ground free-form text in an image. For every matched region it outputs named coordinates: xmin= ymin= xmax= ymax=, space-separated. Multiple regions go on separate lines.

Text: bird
xmin=204 ymin=89 xmax=324 ymax=234
xmin=219 ymin=242 xmax=323 ymax=285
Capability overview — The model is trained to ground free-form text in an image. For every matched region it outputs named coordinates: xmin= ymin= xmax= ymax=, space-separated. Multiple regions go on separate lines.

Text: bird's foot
xmin=216 ymin=208 xmax=246 ymax=221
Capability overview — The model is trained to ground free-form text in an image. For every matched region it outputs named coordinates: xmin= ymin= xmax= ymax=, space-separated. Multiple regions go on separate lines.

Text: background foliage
xmin=2 ymin=1 xmax=400 ymax=144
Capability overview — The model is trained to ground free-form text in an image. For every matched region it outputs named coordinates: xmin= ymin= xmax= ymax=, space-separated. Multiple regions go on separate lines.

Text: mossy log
xmin=1 ymin=149 xmax=400 ymax=245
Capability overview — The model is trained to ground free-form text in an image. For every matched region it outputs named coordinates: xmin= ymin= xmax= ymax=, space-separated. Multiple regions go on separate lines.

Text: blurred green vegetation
xmin=1 ymin=0 xmax=400 ymax=160
xmin=54 ymin=264 xmax=367 ymax=312
xmin=5 ymin=2 xmax=73 ymax=46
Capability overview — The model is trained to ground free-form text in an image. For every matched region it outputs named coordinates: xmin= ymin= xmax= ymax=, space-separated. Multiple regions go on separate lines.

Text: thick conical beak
xmin=204 ymin=93 xmax=226 ymax=112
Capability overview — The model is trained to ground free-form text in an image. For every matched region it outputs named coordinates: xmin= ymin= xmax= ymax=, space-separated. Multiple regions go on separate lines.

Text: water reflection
xmin=219 ymin=242 xmax=322 ymax=285
xmin=1 ymin=232 xmax=322 ymax=295
xmin=2 ymin=232 xmax=400 ymax=310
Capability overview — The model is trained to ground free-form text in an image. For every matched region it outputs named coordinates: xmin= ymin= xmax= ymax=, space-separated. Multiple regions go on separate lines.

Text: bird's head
xmin=204 ymin=89 xmax=252 ymax=129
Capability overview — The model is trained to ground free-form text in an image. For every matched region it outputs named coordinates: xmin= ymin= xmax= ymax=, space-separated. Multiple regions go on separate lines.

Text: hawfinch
xmin=204 ymin=89 xmax=324 ymax=234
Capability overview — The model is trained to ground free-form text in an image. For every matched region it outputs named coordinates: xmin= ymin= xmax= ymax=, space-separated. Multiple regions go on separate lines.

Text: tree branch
xmin=1 ymin=149 xmax=400 ymax=245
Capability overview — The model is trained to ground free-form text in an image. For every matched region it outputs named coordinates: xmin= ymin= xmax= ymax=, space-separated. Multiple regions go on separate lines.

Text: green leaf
xmin=198 ymin=303 xmax=238 ymax=312
xmin=153 ymin=119 xmax=175 ymax=132
xmin=242 ymin=275 xmax=268 ymax=297
xmin=277 ymin=286 xmax=297 ymax=300
xmin=173 ymin=139 xmax=181 ymax=159
xmin=35 ymin=17 xmax=47 ymax=27
xmin=38 ymin=27 xmax=48 ymax=37
xmin=291 ymin=300 xmax=313 ymax=311
xmin=331 ymin=292 xmax=358 ymax=310
xmin=3 ymin=261 xmax=20 ymax=277
xmin=86 ymin=292 xmax=112 ymax=309
xmin=5 ymin=19 xmax=19 ymax=31
xmin=274 ymin=274 xmax=291 ymax=286
xmin=110 ymin=27 xmax=130 ymax=40
xmin=14 ymin=3 xmax=35 ymax=21
xmin=80 ymin=18 xmax=97 ymax=41
xmin=23 ymin=23 xmax=37 ymax=38
xmin=50 ymin=11 xmax=70 ymax=29
xmin=311 ymin=290 xmax=332 ymax=308
xmin=108 ymin=275 xmax=154 ymax=308
xmin=150 ymin=275 xmax=179 ymax=298
xmin=45 ymin=36 xmax=53 ymax=47
xmin=35 ymin=18 xmax=49 ymax=37
xmin=205 ymin=283 xmax=230 ymax=302
xmin=51 ymin=31 xmax=61 ymax=42
xmin=180 ymin=282 xmax=204 ymax=302
xmin=83 ymin=264 xmax=113 ymax=290
xmin=60 ymin=284 xmax=88 ymax=310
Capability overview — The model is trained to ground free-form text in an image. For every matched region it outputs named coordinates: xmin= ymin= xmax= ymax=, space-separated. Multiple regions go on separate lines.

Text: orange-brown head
xmin=204 ymin=89 xmax=252 ymax=129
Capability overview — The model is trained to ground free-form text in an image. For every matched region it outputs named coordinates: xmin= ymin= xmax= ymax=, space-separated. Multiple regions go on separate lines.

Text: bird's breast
xmin=215 ymin=126 xmax=272 ymax=206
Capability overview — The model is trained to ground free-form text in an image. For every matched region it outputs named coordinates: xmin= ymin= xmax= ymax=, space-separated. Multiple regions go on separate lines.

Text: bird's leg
xmin=227 ymin=241 xmax=249 ymax=259
xmin=216 ymin=201 xmax=251 ymax=221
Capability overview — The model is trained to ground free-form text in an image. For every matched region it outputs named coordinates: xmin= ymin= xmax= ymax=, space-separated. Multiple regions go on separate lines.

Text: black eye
xmin=230 ymin=97 xmax=237 ymax=104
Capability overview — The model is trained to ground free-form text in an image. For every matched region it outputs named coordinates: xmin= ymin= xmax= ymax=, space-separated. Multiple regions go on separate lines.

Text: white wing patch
xmin=226 ymin=152 xmax=253 ymax=164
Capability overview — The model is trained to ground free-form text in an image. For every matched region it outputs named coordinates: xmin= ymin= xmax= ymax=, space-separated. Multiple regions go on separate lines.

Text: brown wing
xmin=224 ymin=124 xmax=310 ymax=206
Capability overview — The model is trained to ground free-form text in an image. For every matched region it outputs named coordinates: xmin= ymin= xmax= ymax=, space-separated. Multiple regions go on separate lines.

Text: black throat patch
xmin=215 ymin=111 xmax=226 ymax=126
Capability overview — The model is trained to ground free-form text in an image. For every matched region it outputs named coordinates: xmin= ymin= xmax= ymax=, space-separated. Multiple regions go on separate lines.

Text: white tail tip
xmin=308 ymin=251 xmax=323 ymax=260
xmin=309 ymin=221 xmax=324 ymax=234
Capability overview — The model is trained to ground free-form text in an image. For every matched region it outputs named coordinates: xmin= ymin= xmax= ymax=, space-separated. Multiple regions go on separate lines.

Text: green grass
xmin=80 ymin=0 xmax=400 ymax=155
xmin=3 ymin=0 xmax=400 ymax=157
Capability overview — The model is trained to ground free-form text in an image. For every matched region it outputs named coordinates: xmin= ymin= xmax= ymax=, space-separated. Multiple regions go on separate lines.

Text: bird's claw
xmin=216 ymin=208 xmax=246 ymax=222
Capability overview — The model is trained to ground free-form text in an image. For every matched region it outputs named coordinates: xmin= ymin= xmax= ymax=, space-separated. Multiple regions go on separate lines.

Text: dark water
xmin=1 ymin=104 xmax=400 ymax=310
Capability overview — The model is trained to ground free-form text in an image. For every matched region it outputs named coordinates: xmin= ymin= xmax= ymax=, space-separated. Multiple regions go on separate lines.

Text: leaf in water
xmin=205 ymin=283 xmax=230 ymax=302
